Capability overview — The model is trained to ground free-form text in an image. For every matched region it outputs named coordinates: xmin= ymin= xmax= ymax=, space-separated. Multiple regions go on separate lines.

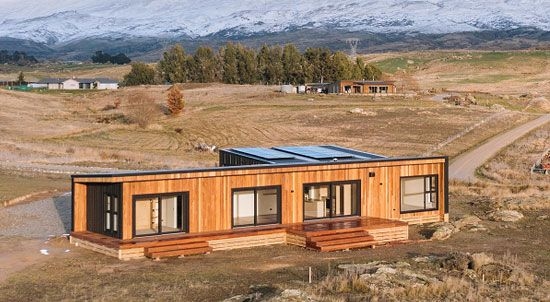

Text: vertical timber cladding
xmin=78 ymin=157 xmax=448 ymax=240
xmin=86 ymin=183 xmax=122 ymax=238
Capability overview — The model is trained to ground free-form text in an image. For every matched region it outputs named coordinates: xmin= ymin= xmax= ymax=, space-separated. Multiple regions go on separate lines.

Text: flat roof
xmin=72 ymin=154 xmax=447 ymax=179
xmin=223 ymin=145 xmax=386 ymax=165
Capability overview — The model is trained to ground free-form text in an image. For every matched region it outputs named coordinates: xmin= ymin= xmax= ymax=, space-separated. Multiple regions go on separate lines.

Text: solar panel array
xmin=232 ymin=147 xmax=295 ymax=160
xmin=274 ymin=146 xmax=354 ymax=160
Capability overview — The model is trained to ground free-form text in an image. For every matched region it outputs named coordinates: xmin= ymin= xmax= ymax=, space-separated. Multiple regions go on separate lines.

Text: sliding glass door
xmin=233 ymin=186 xmax=281 ymax=227
xmin=303 ymin=181 xmax=360 ymax=220
xmin=134 ymin=193 xmax=189 ymax=237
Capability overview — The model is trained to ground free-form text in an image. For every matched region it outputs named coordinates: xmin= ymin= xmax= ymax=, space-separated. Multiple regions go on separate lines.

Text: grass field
xmin=0 ymin=49 xmax=549 ymax=301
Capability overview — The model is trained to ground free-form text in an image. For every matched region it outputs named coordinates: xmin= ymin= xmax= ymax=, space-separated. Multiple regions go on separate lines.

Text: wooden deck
xmin=70 ymin=217 xmax=409 ymax=259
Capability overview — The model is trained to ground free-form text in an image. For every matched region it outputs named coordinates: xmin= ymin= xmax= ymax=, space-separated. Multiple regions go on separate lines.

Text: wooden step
xmin=146 ymin=246 xmax=213 ymax=259
xmin=308 ymin=231 xmax=370 ymax=243
xmin=145 ymin=241 xmax=210 ymax=254
xmin=316 ymin=240 xmax=376 ymax=252
xmin=309 ymin=235 xmax=374 ymax=247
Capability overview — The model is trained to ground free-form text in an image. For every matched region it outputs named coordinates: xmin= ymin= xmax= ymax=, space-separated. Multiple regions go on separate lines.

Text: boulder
xmin=431 ymin=223 xmax=456 ymax=240
xmin=441 ymin=252 xmax=470 ymax=271
xmin=453 ymin=215 xmax=482 ymax=230
xmin=489 ymin=210 xmax=524 ymax=222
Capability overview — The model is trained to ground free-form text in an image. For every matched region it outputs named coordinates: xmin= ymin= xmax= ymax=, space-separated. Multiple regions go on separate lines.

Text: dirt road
xmin=450 ymin=114 xmax=550 ymax=181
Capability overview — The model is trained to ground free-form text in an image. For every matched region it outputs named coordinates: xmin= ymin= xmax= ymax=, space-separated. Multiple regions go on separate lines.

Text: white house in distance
xmin=32 ymin=77 xmax=119 ymax=90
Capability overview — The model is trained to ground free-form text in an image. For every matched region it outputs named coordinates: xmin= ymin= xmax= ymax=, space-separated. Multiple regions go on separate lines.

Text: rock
xmin=194 ymin=142 xmax=217 ymax=152
xmin=470 ymin=253 xmax=494 ymax=270
xmin=536 ymin=215 xmax=548 ymax=221
xmin=465 ymin=93 xmax=477 ymax=104
xmin=431 ymin=223 xmax=456 ymax=240
xmin=279 ymin=289 xmax=308 ymax=299
xmin=453 ymin=215 xmax=482 ymax=230
xmin=489 ymin=210 xmax=524 ymax=222
xmin=223 ymin=293 xmax=262 ymax=302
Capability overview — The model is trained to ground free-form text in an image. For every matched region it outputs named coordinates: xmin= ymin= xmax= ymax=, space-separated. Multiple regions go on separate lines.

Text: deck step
xmin=310 ymin=234 xmax=375 ymax=247
xmin=144 ymin=241 xmax=212 ymax=259
xmin=317 ymin=240 xmax=376 ymax=252
xmin=145 ymin=241 xmax=210 ymax=254
xmin=146 ymin=246 xmax=213 ymax=259
xmin=308 ymin=230 xmax=370 ymax=243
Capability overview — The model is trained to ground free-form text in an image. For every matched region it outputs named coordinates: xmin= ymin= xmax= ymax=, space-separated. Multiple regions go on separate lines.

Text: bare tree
xmin=126 ymin=91 xmax=159 ymax=128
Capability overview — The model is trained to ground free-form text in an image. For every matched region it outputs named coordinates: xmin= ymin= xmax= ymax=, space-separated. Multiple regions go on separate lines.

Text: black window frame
xmin=302 ymin=180 xmax=361 ymax=221
xmin=132 ymin=192 xmax=189 ymax=238
xmin=104 ymin=194 xmax=120 ymax=237
xmin=400 ymin=175 xmax=439 ymax=214
xmin=231 ymin=185 xmax=282 ymax=228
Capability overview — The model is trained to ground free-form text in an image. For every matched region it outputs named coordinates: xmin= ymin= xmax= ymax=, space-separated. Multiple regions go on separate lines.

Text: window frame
xmin=302 ymin=180 xmax=361 ymax=221
xmin=400 ymin=175 xmax=439 ymax=214
xmin=231 ymin=185 xmax=282 ymax=228
xmin=104 ymin=194 xmax=120 ymax=237
xmin=132 ymin=192 xmax=189 ymax=238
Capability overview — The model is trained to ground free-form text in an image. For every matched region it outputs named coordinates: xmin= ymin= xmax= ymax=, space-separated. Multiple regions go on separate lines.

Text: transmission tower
xmin=345 ymin=38 xmax=360 ymax=58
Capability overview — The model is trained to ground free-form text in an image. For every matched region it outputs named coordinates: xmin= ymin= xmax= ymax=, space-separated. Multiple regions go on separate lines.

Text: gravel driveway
xmin=0 ymin=193 xmax=71 ymax=238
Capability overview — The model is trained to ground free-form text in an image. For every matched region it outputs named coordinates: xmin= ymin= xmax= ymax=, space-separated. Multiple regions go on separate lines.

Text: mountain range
xmin=1 ymin=0 xmax=549 ymax=60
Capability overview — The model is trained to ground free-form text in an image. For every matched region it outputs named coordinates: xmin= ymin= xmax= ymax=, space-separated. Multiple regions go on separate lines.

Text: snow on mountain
xmin=0 ymin=0 xmax=548 ymax=44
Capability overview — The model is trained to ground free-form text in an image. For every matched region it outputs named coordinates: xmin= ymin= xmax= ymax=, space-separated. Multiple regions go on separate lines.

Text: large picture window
xmin=133 ymin=193 xmax=189 ymax=237
xmin=232 ymin=186 xmax=281 ymax=227
xmin=303 ymin=181 xmax=360 ymax=220
xmin=401 ymin=175 xmax=438 ymax=213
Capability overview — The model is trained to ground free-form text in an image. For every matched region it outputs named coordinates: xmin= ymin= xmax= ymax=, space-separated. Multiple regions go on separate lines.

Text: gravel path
xmin=450 ymin=114 xmax=550 ymax=181
xmin=0 ymin=193 xmax=71 ymax=238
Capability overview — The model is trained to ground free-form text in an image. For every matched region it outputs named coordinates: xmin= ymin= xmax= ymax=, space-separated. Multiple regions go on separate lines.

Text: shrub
xmin=126 ymin=92 xmax=159 ymax=128
xmin=166 ymin=85 xmax=185 ymax=115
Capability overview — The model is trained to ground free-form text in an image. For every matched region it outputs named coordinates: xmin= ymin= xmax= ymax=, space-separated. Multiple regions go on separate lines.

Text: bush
xmin=125 ymin=92 xmax=159 ymax=128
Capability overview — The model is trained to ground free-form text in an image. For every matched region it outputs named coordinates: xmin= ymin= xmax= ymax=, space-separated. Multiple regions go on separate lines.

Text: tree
xmin=329 ymin=51 xmax=353 ymax=81
xmin=123 ymin=62 xmax=157 ymax=86
xmin=363 ymin=64 xmax=382 ymax=81
xmin=220 ymin=43 xmax=239 ymax=84
xmin=166 ymin=85 xmax=185 ymax=115
xmin=236 ymin=45 xmax=257 ymax=84
xmin=17 ymin=72 xmax=25 ymax=85
xmin=282 ymin=44 xmax=306 ymax=84
xmin=189 ymin=46 xmax=218 ymax=83
xmin=91 ymin=51 xmax=111 ymax=63
xmin=110 ymin=53 xmax=131 ymax=64
xmin=257 ymin=45 xmax=283 ymax=85
xmin=158 ymin=44 xmax=189 ymax=83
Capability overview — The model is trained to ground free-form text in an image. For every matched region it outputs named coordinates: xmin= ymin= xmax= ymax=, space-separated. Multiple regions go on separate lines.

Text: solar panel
xmin=232 ymin=147 xmax=296 ymax=160
xmin=274 ymin=146 xmax=354 ymax=160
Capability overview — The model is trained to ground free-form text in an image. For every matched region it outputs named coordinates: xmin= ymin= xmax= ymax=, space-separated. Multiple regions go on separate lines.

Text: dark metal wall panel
xmin=86 ymin=183 xmax=122 ymax=238
xmin=219 ymin=150 xmax=266 ymax=167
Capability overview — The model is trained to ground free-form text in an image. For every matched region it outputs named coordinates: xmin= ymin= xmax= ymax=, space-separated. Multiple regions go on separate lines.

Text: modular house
xmin=328 ymin=80 xmax=397 ymax=94
xmin=70 ymin=145 xmax=448 ymax=260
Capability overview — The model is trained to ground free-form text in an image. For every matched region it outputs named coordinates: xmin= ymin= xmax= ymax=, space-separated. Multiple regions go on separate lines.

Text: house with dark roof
xmin=328 ymin=80 xmax=397 ymax=94
xmin=32 ymin=77 xmax=118 ymax=90
xmin=70 ymin=145 xmax=448 ymax=260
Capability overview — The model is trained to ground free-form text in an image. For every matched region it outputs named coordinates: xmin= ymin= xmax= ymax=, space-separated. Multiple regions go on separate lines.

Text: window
xmin=104 ymin=195 xmax=119 ymax=236
xmin=401 ymin=175 xmax=438 ymax=213
xmin=134 ymin=193 xmax=189 ymax=237
xmin=303 ymin=181 xmax=360 ymax=220
xmin=232 ymin=186 xmax=281 ymax=227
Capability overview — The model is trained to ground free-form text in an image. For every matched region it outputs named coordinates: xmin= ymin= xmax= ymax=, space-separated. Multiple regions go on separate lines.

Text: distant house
xmin=95 ymin=78 xmax=119 ymax=90
xmin=33 ymin=77 xmax=119 ymax=90
xmin=328 ymin=80 xmax=397 ymax=94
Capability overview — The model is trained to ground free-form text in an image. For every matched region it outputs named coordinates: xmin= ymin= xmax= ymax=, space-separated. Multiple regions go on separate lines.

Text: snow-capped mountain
xmin=1 ymin=0 xmax=549 ymax=45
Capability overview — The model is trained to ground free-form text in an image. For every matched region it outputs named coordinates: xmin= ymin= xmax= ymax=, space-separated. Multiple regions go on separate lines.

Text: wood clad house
xmin=328 ymin=80 xmax=397 ymax=94
xmin=70 ymin=145 xmax=448 ymax=260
